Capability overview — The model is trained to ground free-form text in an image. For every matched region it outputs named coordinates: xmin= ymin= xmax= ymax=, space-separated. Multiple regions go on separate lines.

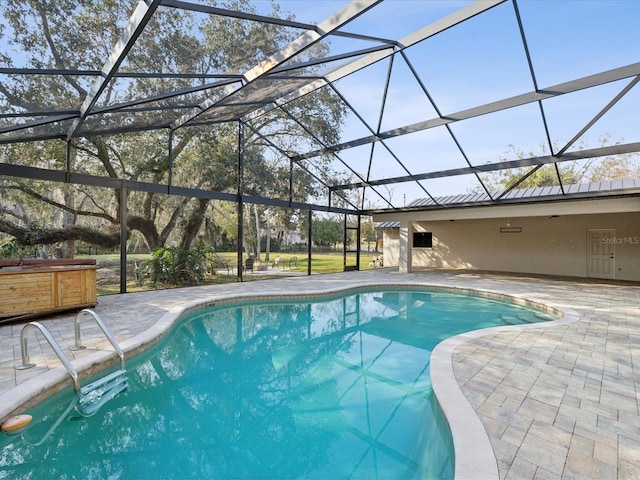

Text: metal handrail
xmin=17 ymin=322 xmax=80 ymax=392
xmin=71 ymin=309 xmax=125 ymax=370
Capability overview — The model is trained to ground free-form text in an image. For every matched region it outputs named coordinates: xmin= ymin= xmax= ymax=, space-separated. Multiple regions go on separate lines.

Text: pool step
xmin=501 ymin=311 xmax=555 ymax=325
xmin=78 ymin=369 xmax=128 ymax=416
xmin=516 ymin=313 xmax=540 ymax=323
xmin=500 ymin=314 xmax=519 ymax=325
xmin=533 ymin=311 xmax=554 ymax=321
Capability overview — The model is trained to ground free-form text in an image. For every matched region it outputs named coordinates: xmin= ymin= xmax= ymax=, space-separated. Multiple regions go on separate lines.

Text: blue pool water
xmin=1 ymin=288 xmax=554 ymax=479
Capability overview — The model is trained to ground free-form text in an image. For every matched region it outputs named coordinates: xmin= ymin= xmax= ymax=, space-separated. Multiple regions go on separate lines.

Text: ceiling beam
xmin=246 ymin=0 xmax=505 ymax=123
xmin=557 ymin=75 xmax=640 ymax=155
xmin=0 ymin=66 xmax=238 ymax=79
xmin=161 ymin=0 xmax=316 ymax=30
xmin=0 ymin=162 xmax=358 ymax=214
xmin=66 ymin=0 xmax=162 ymax=140
xmin=293 ymin=61 xmax=640 ymax=161
xmin=331 ymin=141 xmax=640 ymax=191
xmin=171 ymin=0 xmax=382 ymax=131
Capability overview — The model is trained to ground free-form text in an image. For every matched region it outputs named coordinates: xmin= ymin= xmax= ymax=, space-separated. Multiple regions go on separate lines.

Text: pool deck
xmin=1 ymin=269 xmax=638 ymax=479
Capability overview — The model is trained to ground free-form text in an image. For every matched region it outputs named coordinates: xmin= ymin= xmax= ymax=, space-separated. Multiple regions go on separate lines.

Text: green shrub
xmin=143 ymin=243 xmax=215 ymax=287
xmin=0 ymin=237 xmax=22 ymax=259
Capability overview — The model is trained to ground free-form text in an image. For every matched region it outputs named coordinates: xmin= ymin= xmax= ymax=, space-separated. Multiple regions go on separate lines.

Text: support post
xmin=399 ymin=220 xmax=413 ymax=274
xmin=167 ymin=129 xmax=174 ymax=194
xmin=65 ymin=140 xmax=72 ymax=183
xmin=237 ymin=122 xmax=245 ymax=281
xmin=356 ymin=214 xmax=361 ymax=270
xmin=119 ymin=181 xmax=127 ymax=293
xmin=288 ymin=159 xmax=293 ymax=207
xmin=307 ymin=209 xmax=312 ymax=276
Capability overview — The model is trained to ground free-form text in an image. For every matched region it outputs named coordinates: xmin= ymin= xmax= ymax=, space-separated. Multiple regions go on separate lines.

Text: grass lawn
xmin=90 ymin=251 xmax=382 ymax=296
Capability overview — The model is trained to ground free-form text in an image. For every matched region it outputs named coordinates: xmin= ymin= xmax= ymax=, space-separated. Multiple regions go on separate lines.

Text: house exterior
xmin=373 ymin=182 xmax=640 ymax=282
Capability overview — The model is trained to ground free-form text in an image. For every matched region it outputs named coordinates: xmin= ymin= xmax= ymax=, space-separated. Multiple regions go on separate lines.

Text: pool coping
xmin=0 ymin=281 xmax=580 ymax=479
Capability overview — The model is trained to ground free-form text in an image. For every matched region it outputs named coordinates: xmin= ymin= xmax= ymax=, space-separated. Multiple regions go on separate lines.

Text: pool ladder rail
xmin=16 ymin=309 xmax=129 ymax=417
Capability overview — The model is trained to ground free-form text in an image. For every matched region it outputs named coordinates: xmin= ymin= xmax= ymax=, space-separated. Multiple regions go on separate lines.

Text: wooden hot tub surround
xmin=0 ymin=259 xmax=98 ymax=322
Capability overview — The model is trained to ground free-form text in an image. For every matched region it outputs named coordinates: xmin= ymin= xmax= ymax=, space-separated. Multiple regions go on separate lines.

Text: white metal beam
xmin=294 ymin=61 xmax=640 ymax=161
xmin=332 ymin=141 xmax=640 ymax=191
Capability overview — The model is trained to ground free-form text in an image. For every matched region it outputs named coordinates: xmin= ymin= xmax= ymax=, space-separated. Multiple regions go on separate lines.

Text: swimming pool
xmin=0 ymin=287 xmax=555 ymax=479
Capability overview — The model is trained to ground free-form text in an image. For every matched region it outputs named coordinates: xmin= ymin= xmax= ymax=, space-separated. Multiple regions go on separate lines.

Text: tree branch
xmin=34 ymin=2 xmax=86 ymax=98
xmin=0 ymin=219 xmax=121 ymax=248
xmin=15 ymin=184 xmax=116 ymax=223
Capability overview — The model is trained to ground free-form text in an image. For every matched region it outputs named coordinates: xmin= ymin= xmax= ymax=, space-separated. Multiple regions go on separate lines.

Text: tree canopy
xmin=0 ymin=0 xmax=349 ymax=256
xmin=478 ymin=137 xmax=640 ymax=195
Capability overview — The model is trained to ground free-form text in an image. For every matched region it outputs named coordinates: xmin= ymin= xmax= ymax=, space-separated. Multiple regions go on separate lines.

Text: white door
xmin=587 ymin=229 xmax=615 ymax=279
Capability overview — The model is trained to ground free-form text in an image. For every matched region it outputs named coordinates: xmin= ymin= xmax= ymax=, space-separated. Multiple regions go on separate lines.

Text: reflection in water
xmin=1 ymin=290 xmax=552 ymax=479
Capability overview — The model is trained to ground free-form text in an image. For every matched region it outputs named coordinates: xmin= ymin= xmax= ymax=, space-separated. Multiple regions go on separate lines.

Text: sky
xmin=257 ymin=0 xmax=640 ymax=207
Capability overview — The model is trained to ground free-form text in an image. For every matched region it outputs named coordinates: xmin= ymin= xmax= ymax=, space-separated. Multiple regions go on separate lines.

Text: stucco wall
xmin=382 ymin=228 xmax=400 ymax=267
xmin=382 ymin=212 xmax=640 ymax=281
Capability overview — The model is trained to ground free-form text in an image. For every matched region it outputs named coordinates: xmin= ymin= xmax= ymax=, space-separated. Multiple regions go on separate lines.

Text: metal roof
xmin=1 ymin=0 xmax=639 ymax=214
xmin=375 ymin=179 xmax=640 ymax=224
xmin=405 ymin=179 xmax=640 ymax=208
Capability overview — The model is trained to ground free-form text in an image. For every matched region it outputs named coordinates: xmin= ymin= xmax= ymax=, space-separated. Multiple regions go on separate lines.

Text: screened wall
xmin=1 ymin=0 xmax=638 ymax=290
